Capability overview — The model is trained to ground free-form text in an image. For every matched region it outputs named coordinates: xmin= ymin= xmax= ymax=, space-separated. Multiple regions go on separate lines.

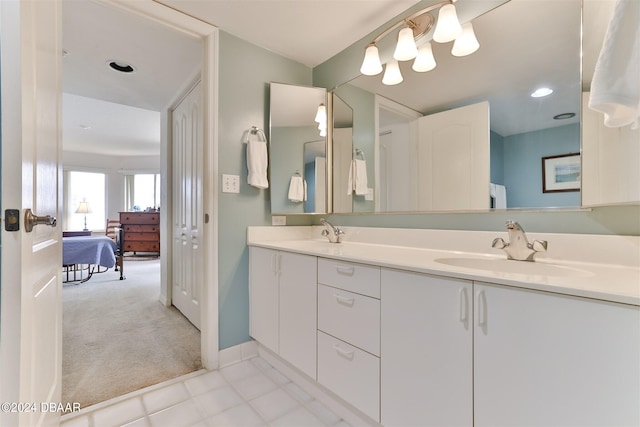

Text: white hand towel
xmin=246 ymin=133 xmax=269 ymax=189
xmin=347 ymin=159 xmax=368 ymax=196
xmin=288 ymin=175 xmax=305 ymax=203
xmin=588 ymin=0 xmax=640 ymax=128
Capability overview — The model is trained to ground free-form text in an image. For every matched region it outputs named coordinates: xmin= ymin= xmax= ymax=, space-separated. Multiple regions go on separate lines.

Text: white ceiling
xmin=63 ymin=0 xmax=612 ymax=156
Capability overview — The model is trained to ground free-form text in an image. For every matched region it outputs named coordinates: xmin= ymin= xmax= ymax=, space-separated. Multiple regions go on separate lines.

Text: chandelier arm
xmin=367 ymin=0 xmax=454 ymax=46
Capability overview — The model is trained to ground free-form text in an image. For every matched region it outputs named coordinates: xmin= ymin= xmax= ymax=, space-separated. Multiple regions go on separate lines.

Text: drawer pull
xmin=336 ymin=266 xmax=355 ymax=276
xmin=334 ymin=294 xmax=355 ymax=307
xmin=333 ymin=344 xmax=354 ymax=360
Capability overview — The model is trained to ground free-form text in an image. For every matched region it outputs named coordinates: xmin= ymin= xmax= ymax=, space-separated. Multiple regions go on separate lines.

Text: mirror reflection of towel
xmin=490 ymin=183 xmax=507 ymax=209
xmin=347 ymin=159 xmax=368 ymax=196
xmin=288 ymin=175 xmax=306 ymax=203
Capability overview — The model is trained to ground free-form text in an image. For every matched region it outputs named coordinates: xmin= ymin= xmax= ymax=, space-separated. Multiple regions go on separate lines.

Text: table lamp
xmin=75 ymin=199 xmax=92 ymax=231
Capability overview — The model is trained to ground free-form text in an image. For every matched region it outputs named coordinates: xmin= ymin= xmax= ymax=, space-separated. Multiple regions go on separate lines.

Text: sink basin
xmin=434 ymin=257 xmax=592 ymax=278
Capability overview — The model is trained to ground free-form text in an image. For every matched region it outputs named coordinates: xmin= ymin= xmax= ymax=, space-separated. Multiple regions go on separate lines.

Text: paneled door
xmin=172 ymin=82 xmax=203 ymax=329
xmin=0 ymin=1 xmax=64 ymax=426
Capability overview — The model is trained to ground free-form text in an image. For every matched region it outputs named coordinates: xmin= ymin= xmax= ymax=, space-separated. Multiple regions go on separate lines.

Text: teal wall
xmin=504 ymin=124 xmax=580 ymax=208
xmin=490 ymin=131 xmax=504 ymax=185
xmin=218 ymin=31 xmax=312 ymax=349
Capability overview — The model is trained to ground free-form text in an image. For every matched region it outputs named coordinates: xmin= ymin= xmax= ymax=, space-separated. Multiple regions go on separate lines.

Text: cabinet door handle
xmin=334 ymin=294 xmax=355 ymax=307
xmin=477 ymin=289 xmax=487 ymax=327
xmin=336 ymin=266 xmax=355 ymax=276
xmin=333 ymin=344 xmax=354 ymax=360
xmin=271 ymin=253 xmax=280 ymax=275
xmin=459 ymin=287 xmax=469 ymax=323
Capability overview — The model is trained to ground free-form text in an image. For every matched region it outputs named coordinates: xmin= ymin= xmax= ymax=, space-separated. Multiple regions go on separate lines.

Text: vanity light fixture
xmin=315 ymin=103 xmax=327 ymax=137
xmin=359 ymin=0 xmax=479 ymax=85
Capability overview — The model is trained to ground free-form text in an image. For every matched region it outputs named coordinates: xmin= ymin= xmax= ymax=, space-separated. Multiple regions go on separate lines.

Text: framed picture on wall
xmin=542 ymin=153 xmax=581 ymax=193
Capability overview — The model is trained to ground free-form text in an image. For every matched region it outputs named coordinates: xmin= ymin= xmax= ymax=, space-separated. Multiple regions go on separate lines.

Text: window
xmin=66 ymin=171 xmax=106 ymax=231
xmin=125 ymin=173 xmax=161 ymax=211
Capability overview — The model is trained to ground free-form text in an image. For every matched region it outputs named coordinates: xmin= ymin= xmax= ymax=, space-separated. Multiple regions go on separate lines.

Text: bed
xmin=63 ymin=235 xmax=122 ymax=283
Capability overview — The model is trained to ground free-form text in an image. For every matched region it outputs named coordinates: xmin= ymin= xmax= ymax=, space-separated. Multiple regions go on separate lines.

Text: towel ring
xmin=354 ymin=148 xmax=365 ymax=160
xmin=243 ymin=126 xmax=267 ymax=143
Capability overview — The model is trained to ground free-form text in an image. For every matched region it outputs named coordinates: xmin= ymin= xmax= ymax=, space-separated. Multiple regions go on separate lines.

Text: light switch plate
xmin=222 ymin=174 xmax=240 ymax=193
xmin=365 ymin=188 xmax=374 ymax=201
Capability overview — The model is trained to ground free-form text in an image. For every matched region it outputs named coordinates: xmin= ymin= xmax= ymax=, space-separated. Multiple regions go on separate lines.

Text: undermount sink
xmin=435 ymin=257 xmax=592 ymax=278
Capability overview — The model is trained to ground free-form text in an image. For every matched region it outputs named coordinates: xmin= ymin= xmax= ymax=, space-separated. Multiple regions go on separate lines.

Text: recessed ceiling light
xmin=553 ymin=113 xmax=576 ymax=120
xmin=531 ymin=88 xmax=553 ymax=98
xmin=62 ymin=49 xmax=70 ymax=57
xmin=107 ymin=60 xmax=136 ymax=73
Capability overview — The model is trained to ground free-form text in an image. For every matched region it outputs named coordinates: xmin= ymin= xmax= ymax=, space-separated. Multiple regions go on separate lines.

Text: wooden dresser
xmin=119 ymin=211 xmax=160 ymax=254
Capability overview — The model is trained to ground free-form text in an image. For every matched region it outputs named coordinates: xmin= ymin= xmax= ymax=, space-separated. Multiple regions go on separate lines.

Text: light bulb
xmin=451 ymin=22 xmax=480 ymax=56
xmin=382 ymin=60 xmax=403 ymax=85
xmin=360 ymin=45 xmax=383 ymax=76
xmin=433 ymin=4 xmax=462 ymax=43
xmin=314 ymin=104 xmax=326 ymax=123
xmin=393 ymin=27 xmax=418 ymax=61
xmin=412 ymin=42 xmax=437 ymax=72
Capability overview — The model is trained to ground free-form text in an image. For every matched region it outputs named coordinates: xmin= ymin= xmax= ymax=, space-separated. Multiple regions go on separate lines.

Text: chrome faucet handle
xmin=532 ymin=240 xmax=548 ymax=252
xmin=492 ymin=237 xmax=506 ymax=249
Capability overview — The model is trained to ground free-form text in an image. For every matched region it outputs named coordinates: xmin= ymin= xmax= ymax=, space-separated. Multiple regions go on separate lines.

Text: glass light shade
xmin=412 ymin=42 xmax=437 ymax=72
xmin=382 ymin=60 xmax=403 ymax=85
xmin=451 ymin=22 xmax=480 ymax=56
xmin=360 ymin=45 xmax=383 ymax=76
xmin=433 ymin=4 xmax=462 ymax=43
xmin=393 ymin=27 xmax=418 ymax=61
xmin=319 ymin=127 xmax=327 ymax=137
xmin=314 ymin=104 xmax=326 ymax=123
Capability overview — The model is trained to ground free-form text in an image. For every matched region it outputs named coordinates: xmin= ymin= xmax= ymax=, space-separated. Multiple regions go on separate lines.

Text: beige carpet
xmin=62 ymin=258 xmax=201 ymax=408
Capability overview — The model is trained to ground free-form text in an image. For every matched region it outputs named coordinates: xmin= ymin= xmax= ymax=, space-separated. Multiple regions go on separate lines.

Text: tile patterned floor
xmin=61 ymin=356 xmax=352 ymax=427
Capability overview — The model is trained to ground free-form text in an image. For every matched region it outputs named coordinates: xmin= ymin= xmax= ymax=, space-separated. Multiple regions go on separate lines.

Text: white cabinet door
xmin=249 ymin=247 xmax=279 ymax=353
xmin=381 ymin=269 xmax=473 ymax=427
xmin=279 ymin=252 xmax=317 ymax=379
xmin=474 ymin=282 xmax=640 ymax=427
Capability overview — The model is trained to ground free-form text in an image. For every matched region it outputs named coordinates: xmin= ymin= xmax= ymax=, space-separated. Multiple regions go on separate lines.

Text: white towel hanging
xmin=288 ymin=175 xmax=306 ymax=203
xmin=347 ymin=159 xmax=368 ymax=196
xmin=589 ymin=0 xmax=640 ymax=128
xmin=246 ymin=128 xmax=269 ymax=189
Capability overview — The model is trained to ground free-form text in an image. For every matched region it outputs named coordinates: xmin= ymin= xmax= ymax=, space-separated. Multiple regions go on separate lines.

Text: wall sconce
xmin=75 ymin=199 xmax=92 ymax=231
xmin=315 ymin=103 xmax=327 ymax=137
xmin=360 ymin=0 xmax=480 ymax=85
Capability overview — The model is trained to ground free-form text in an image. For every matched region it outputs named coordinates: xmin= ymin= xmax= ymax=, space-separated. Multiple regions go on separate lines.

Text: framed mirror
xmin=269 ymin=82 xmax=328 ymax=214
xmin=329 ymin=0 xmax=582 ymax=213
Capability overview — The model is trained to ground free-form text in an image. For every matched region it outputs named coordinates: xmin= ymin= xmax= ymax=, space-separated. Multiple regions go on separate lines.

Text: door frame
xmin=105 ymin=0 xmax=219 ymax=369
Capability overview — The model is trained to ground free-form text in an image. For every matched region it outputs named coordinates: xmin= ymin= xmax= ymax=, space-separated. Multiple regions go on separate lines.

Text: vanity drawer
xmin=318 ymin=284 xmax=380 ymax=356
xmin=318 ymin=258 xmax=380 ymax=298
xmin=317 ymin=331 xmax=380 ymax=421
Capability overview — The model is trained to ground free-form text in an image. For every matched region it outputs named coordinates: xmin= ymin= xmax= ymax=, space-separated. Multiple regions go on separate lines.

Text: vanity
xmin=248 ymin=225 xmax=640 ymax=426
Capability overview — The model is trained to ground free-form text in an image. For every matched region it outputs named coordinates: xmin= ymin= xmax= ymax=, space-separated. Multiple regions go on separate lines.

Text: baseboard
xmin=257 ymin=344 xmax=380 ymax=427
xmin=218 ymin=339 xmax=259 ymax=368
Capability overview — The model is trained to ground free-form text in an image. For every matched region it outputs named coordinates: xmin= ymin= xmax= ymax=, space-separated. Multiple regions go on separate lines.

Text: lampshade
xmin=75 ymin=200 xmax=92 ymax=214
xmin=382 ymin=60 xmax=403 ymax=86
xmin=433 ymin=4 xmax=462 ymax=43
xmin=314 ymin=103 xmax=327 ymax=124
xmin=360 ymin=45 xmax=383 ymax=76
xmin=412 ymin=42 xmax=437 ymax=72
xmin=451 ymin=22 xmax=480 ymax=57
xmin=393 ymin=27 xmax=418 ymax=61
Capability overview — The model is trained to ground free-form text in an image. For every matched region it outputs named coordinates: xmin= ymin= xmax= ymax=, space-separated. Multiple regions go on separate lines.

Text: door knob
xmin=24 ymin=208 xmax=57 ymax=232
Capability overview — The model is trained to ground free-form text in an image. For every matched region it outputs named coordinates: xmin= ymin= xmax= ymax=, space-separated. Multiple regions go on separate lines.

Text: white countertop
xmin=248 ymin=226 xmax=640 ymax=306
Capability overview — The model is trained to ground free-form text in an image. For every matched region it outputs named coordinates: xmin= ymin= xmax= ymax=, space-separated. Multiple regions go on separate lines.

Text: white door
xmin=417 ymin=101 xmax=490 ymax=210
xmin=0 ymin=1 xmax=63 ymax=426
xmin=172 ymin=82 xmax=203 ymax=329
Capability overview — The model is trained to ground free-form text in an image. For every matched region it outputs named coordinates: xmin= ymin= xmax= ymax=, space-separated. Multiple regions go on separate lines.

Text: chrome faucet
xmin=320 ymin=218 xmax=344 ymax=243
xmin=492 ymin=220 xmax=547 ymax=261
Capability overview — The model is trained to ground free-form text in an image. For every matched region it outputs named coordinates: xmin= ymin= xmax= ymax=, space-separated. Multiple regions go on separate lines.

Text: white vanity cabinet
xmin=474 ymin=282 xmax=640 ymax=427
xmin=381 ymin=268 xmax=640 ymax=427
xmin=381 ymin=269 xmax=473 ymax=427
xmin=249 ymin=247 xmax=317 ymax=379
xmin=317 ymin=258 xmax=381 ymax=421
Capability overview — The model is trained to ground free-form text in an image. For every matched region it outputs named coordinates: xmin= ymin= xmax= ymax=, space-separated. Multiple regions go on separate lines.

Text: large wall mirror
xmin=330 ymin=0 xmax=583 ymax=213
xmin=270 ymin=82 xmax=328 ymax=214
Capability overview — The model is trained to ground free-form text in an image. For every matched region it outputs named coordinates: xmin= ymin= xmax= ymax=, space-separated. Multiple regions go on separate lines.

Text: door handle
xmin=24 ymin=209 xmax=56 ymax=232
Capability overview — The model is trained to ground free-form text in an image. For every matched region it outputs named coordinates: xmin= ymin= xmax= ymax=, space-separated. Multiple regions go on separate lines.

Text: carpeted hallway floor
xmin=62 ymin=257 xmax=201 ymax=409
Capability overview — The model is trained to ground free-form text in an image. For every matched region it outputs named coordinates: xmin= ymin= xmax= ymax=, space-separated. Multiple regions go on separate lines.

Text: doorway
xmin=60 ymin=0 xmax=219 ymax=406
